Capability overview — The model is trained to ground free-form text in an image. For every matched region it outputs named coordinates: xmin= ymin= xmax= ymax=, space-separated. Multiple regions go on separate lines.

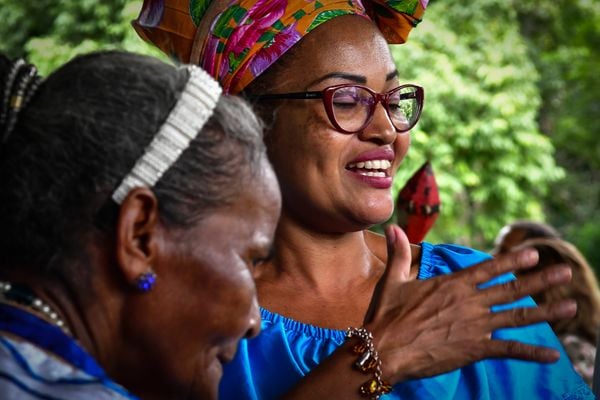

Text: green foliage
xmin=390 ymin=0 xmax=563 ymax=248
xmin=514 ymin=0 xmax=600 ymax=271
xmin=0 ymin=0 xmax=167 ymax=75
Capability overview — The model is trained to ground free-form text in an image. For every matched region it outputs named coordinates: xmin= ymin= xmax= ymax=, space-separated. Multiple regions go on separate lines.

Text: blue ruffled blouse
xmin=219 ymin=243 xmax=594 ymax=399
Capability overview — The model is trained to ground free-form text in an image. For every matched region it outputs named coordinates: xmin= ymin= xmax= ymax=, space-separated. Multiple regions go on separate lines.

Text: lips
xmin=217 ymin=346 xmax=237 ymax=365
xmin=345 ymin=148 xmax=395 ymax=188
xmin=348 ymin=148 xmax=395 ymax=164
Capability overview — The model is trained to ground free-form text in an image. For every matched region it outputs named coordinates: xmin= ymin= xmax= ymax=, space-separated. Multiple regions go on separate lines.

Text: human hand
xmin=364 ymin=225 xmax=576 ymax=383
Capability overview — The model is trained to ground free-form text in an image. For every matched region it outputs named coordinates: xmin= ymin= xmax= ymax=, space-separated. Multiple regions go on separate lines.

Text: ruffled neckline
xmin=259 ymin=242 xmax=435 ymax=341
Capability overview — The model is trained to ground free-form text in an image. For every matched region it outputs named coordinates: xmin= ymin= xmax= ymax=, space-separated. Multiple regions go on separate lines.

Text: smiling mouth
xmin=346 ymin=159 xmax=392 ymax=177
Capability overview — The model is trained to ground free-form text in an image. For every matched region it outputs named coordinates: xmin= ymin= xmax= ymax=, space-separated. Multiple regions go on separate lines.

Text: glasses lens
xmin=330 ymin=86 xmax=373 ymax=132
xmin=387 ymin=86 xmax=421 ymax=132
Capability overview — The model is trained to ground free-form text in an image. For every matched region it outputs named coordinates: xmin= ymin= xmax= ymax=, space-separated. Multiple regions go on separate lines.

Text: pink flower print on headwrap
xmin=219 ymin=0 xmax=288 ymax=79
xmin=202 ymin=0 xmax=289 ymax=87
xmin=133 ymin=0 xmax=428 ymax=93
xmin=247 ymin=22 xmax=302 ymax=80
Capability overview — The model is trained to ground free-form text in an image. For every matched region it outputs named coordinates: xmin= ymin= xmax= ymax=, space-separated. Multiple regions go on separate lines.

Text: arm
xmin=283 ymin=225 xmax=575 ymax=398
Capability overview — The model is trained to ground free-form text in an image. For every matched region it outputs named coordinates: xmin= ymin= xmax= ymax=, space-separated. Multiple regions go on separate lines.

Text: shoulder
xmin=418 ymin=242 xmax=492 ymax=279
xmin=0 ymin=335 xmax=138 ymax=400
xmin=363 ymin=231 xmax=493 ymax=280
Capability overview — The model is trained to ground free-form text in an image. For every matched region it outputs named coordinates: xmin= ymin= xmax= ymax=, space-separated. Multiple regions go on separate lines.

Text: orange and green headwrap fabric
xmin=133 ymin=0 xmax=428 ymax=94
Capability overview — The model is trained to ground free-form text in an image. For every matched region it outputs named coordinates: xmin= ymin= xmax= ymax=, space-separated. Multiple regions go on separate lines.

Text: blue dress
xmin=219 ymin=243 xmax=594 ymax=399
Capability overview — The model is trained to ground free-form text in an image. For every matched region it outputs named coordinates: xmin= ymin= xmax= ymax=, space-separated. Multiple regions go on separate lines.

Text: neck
xmin=259 ymin=211 xmax=385 ymax=292
xmin=0 ymin=260 xmax=123 ymax=375
xmin=0 ymin=281 xmax=71 ymax=334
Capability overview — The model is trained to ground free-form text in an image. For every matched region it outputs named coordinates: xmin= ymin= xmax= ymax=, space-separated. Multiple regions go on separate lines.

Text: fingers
xmin=484 ymin=265 xmax=572 ymax=305
xmin=383 ymin=225 xmax=412 ymax=283
xmin=465 ymin=248 xmax=539 ymax=285
xmin=484 ymin=340 xmax=561 ymax=363
xmin=488 ymin=299 xmax=577 ymax=331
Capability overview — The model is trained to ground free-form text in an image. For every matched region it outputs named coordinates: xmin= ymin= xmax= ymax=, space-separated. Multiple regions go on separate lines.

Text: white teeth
xmin=358 ymin=171 xmax=386 ymax=177
xmin=347 ymin=159 xmax=391 ymax=170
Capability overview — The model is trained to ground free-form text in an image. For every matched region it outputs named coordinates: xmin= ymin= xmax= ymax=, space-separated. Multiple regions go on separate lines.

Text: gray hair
xmin=0 ymin=50 xmax=265 ymax=270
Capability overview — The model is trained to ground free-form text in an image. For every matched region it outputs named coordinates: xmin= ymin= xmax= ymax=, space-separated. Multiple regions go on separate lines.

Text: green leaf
xmin=190 ymin=0 xmax=211 ymax=26
xmin=307 ymin=10 xmax=352 ymax=33
xmin=387 ymin=0 xmax=419 ymax=15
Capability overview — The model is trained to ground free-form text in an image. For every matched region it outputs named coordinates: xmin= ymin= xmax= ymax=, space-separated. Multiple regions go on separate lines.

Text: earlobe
xmin=114 ymin=187 xmax=161 ymax=291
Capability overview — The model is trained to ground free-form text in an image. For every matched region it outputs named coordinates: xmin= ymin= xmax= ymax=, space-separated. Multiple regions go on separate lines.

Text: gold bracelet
xmin=346 ymin=327 xmax=392 ymax=399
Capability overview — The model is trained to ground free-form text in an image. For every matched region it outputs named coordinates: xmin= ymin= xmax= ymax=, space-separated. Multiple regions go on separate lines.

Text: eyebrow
xmin=310 ymin=72 xmax=366 ymax=86
xmin=309 ymin=70 xmax=399 ymax=87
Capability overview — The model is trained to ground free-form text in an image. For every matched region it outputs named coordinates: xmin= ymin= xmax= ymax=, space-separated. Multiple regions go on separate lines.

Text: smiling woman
xmin=135 ymin=0 xmax=593 ymax=399
xmin=0 ymin=50 xmax=280 ymax=400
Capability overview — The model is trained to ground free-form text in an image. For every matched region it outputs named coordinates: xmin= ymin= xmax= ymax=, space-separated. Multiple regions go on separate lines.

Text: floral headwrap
xmin=134 ymin=0 xmax=428 ymax=94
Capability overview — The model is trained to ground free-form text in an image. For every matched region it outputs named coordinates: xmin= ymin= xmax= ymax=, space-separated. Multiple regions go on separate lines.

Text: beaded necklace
xmin=0 ymin=280 xmax=70 ymax=335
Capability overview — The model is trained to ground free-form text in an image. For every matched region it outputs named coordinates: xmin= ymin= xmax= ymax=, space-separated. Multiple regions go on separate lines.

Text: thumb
xmin=383 ymin=224 xmax=412 ymax=283
xmin=363 ymin=225 xmax=412 ymax=325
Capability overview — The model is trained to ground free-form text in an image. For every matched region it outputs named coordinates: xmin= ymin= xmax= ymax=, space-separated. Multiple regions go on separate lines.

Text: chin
xmin=347 ymin=209 xmax=393 ymax=231
xmin=190 ymin=357 xmax=222 ymax=400
xmin=357 ymin=201 xmax=394 ymax=225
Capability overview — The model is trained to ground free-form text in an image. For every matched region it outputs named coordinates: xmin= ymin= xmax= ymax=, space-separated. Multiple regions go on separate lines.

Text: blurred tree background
xmin=1 ymin=0 xmax=598 ymax=270
xmin=392 ymin=0 xmax=599 ymax=271
xmin=0 ymin=0 xmax=167 ymax=73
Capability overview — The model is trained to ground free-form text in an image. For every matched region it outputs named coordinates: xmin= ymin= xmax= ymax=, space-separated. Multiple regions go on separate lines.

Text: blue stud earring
xmin=135 ymin=270 xmax=157 ymax=293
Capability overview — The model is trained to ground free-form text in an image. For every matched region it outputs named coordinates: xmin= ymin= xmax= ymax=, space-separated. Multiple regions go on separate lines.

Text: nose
xmin=358 ymin=102 xmax=396 ymax=144
xmin=244 ymin=297 xmax=261 ymax=339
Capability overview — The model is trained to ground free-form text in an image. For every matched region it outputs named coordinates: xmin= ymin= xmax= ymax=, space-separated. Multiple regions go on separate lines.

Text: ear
xmin=114 ymin=187 xmax=161 ymax=287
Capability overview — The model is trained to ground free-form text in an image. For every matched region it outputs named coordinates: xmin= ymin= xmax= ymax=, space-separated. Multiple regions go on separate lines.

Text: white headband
xmin=111 ymin=65 xmax=222 ymax=204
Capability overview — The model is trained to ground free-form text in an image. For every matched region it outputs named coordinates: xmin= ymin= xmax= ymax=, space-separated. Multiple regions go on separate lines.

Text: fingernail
xmin=548 ymin=267 xmax=571 ymax=283
xmin=521 ymin=249 xmax=538 ymax=265
xmin=540 ymin=349 xmax=560 ymax=363
xmin=386 ymin=225 xmax=397 ymax=246
xmin=557 ymin=300 xmax=577 ymax=317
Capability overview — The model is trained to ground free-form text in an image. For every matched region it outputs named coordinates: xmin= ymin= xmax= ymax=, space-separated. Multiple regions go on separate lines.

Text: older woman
xmin=0 ymin=51 xmax=280 ymax=399
xmin=135 ymin=1 xmax=593 ymax=399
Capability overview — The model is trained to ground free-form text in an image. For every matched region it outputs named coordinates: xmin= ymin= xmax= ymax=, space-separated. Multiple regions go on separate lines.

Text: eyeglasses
xmin=249 ymin=83 xmax=424 ymax=134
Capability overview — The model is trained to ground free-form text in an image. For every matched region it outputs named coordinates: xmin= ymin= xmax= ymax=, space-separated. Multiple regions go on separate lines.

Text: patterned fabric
xmin=218 ymin=243 xmax=595 ymax=399
xmin=560 ymin=334 xmax=596 ymax=387
xmin=134 ymin=0 xmax=428 ymax=93
xmin=0 ymin=305 xmax=138 ymax=400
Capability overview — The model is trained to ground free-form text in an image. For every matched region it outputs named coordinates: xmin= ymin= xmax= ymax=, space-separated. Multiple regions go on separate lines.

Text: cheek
xmin=268 ymin=104 xmax=331 ymax=154
xmin=205 ymin=264 xmax=257 ymax=338
xmin=392 ymin=133 xmax=411 ymax=170
xmin=267 ymin=109 xmax=329 ymax=177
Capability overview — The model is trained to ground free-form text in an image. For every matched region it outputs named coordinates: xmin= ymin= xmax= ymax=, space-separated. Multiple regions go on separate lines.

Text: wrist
xmin=363 ymin=322 xmax=418 ymax=384
xmin=346 ymin=327 xmax=392 ymax=399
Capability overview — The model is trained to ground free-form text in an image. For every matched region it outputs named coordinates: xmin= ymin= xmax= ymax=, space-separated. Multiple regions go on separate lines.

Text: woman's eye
xmin=251 ymin=257 xmax=268 ymax=267
xmin=333 ymin=95 xmax=358 ymax=107
xmin=250 ymin=247 xmax=274 ymax=267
